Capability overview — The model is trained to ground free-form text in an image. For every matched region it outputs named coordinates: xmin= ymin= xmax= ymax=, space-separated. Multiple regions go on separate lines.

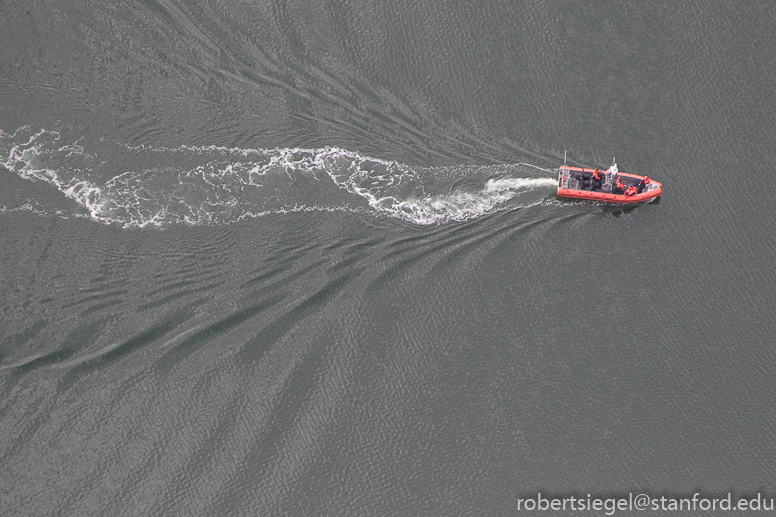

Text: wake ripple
xmin=1 ymin=128 xmax=556 ymax=228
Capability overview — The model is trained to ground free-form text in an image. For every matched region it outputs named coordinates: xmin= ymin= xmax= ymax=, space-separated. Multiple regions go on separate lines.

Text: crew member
xmin=592 ymin=169 xmax=603 ymax=191
xmin=637 ymin=176 xmax=650 ymax=193
xmin=615 ymin=176 xmax=626 ymax=194
xmin=624 ymin=185 xmax=637 ymax=196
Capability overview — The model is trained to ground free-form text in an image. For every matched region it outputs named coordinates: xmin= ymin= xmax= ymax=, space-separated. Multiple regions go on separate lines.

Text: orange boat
xmin=557 ymin=156 xmax=662 ymax=204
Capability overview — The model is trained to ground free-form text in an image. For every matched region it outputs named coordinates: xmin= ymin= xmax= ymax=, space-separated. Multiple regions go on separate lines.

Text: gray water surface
xmin=2 ymin=1 xmax=775 ymax=515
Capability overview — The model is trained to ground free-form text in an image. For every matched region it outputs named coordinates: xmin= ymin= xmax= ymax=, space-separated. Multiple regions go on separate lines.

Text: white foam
xmin=366 ymin=177 xmax=556 ymax=225
xmin=485 ymin=177 xmax=558 ymax=192
xmin=1 ymin=128 xmax=557 ymax=227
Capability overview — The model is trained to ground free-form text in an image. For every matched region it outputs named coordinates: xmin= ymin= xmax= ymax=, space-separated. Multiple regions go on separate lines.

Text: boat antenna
xmin=564 ymin=150 xmax=567 ymax=165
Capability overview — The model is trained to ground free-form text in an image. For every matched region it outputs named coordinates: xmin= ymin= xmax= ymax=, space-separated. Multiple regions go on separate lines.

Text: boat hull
xmin=557 ymin=166 xmax=661 ymax=204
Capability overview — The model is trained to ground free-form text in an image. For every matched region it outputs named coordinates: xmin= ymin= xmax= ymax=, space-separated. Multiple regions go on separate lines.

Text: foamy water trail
xmin=1 ymin=127 xmax=557 ymax=227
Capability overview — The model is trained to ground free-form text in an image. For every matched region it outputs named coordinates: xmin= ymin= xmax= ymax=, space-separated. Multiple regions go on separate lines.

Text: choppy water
xmin=2 ymin=1 xmax=776 ymax=515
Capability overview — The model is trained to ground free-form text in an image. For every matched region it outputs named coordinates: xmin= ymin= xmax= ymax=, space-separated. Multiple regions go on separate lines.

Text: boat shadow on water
xmin=603 ymin=194 xmax=661 ymax=217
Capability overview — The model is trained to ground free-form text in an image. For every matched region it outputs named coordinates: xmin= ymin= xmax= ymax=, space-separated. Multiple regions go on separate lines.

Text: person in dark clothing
xmin=592 ymin=169 xmax=603 ymax=190
xmin=636 ymin=176 xmax=650 ymax=193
